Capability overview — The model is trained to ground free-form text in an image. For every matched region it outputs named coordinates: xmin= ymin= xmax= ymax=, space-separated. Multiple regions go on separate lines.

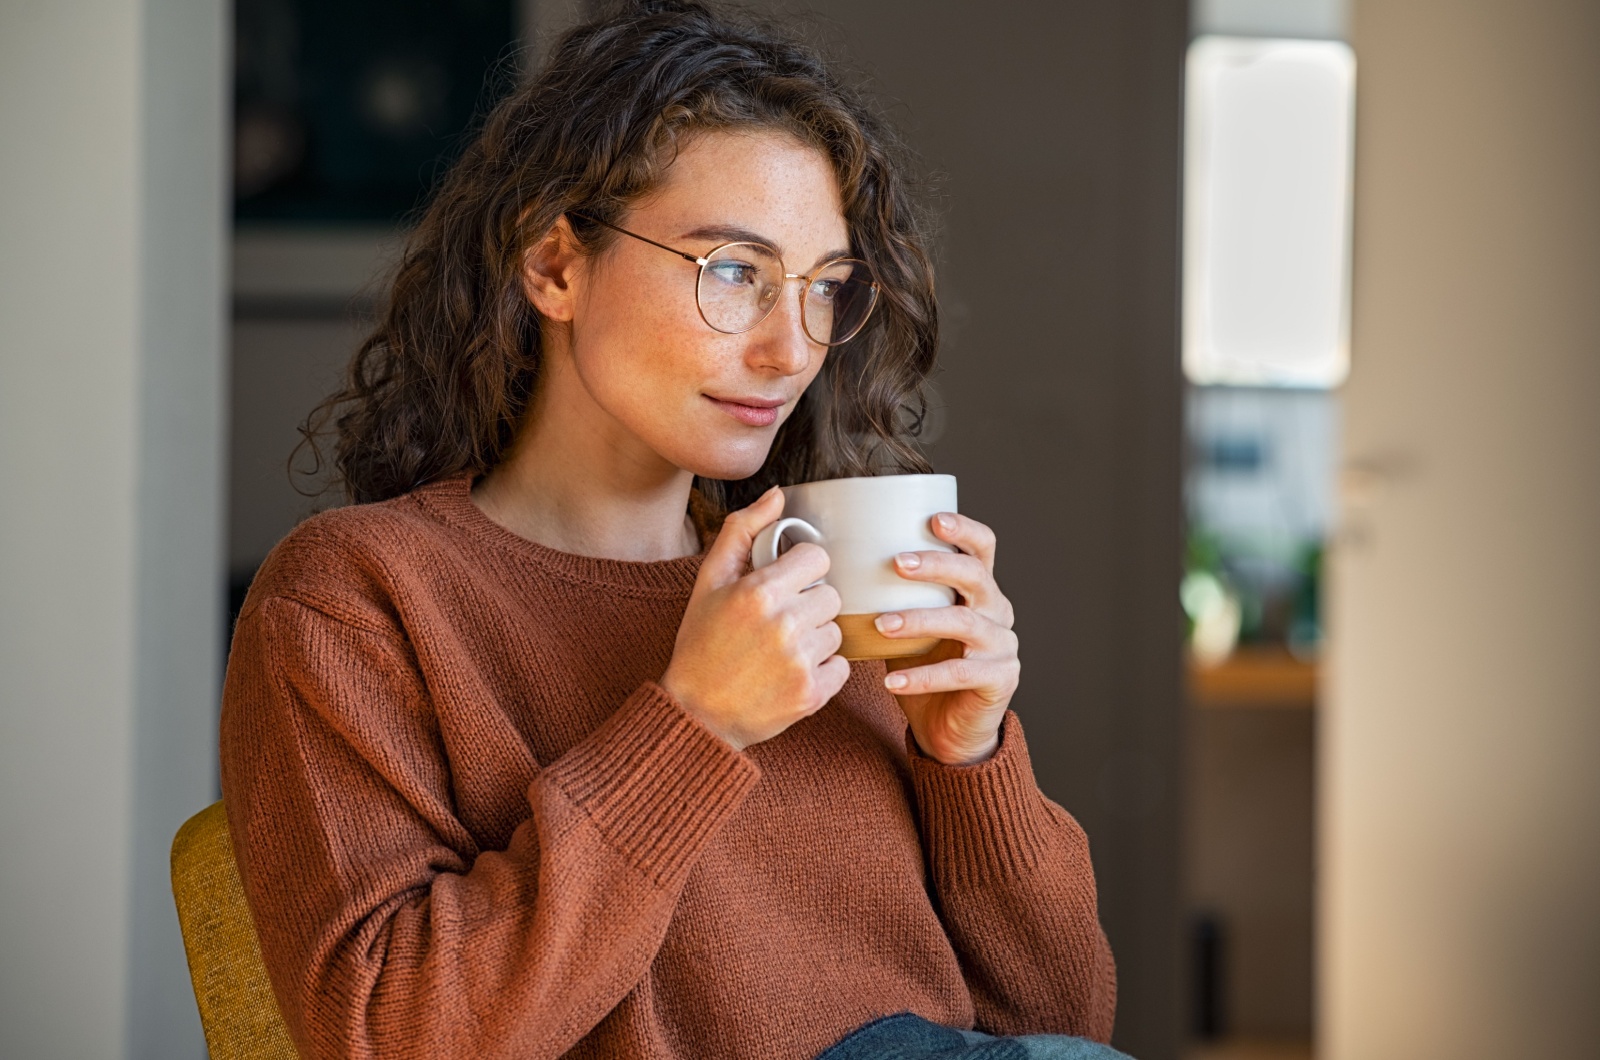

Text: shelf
xmin=1188 ymin=646 xmax=1318 ymax=709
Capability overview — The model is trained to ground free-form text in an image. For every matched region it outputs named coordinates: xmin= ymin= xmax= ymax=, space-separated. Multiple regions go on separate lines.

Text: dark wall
xmin=763 ymin=3 xmax=1188 ymax=1056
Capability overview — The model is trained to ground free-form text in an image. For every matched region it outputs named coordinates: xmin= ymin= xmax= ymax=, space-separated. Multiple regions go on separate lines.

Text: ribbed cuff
xmin=907 ymin=711 xmax=1054 ymax=888
xmin=542 ymin=681 xmax=760 ymax=888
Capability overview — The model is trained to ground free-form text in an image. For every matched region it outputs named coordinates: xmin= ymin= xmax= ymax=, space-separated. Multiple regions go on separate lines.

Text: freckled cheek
xmin=601 ymin=333 xmax=736 ymax=437
xmin=580 ymin=272 xmax=702 ymax=396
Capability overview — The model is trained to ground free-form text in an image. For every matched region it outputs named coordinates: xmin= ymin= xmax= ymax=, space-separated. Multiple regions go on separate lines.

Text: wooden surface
xmin=836 ymin=613 xmax=940 ymax=660
xmin=1189 ymin=647 xmax=1319 ymax=709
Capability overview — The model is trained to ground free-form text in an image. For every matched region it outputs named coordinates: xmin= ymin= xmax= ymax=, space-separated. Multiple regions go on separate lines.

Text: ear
xmin=521 ymin=214 xmax=585 ymax=322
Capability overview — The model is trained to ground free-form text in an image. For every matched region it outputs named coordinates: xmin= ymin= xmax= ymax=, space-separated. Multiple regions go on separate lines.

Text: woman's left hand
xmin=878 ymin=512 xmax=1020 ymax=766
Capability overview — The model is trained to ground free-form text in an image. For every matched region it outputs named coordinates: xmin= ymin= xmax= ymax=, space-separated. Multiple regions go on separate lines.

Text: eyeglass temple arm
xmin=567 ymin=212 xmax=707 ymax=266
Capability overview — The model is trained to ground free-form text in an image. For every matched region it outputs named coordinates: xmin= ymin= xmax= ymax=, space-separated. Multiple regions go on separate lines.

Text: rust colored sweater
xmin=219 ymin=473 xmax=1116 ymax=1060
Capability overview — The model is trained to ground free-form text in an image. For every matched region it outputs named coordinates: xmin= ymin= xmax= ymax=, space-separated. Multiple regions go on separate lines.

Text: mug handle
xmin=751 ymin=517 xmax=825 ymax=574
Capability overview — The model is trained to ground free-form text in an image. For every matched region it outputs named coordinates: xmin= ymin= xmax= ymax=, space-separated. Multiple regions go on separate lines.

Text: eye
xmin=809 ymin=278 xmax=844 ymax=302
xmin=706 ymin=260 xmax=760 ymax=287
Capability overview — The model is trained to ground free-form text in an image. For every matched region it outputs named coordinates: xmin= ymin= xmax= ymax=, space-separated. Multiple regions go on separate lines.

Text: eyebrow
xmin=680 ymin=224 xmax=852 ymax=270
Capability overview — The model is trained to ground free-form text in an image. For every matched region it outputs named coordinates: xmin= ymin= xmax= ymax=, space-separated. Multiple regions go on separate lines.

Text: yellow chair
xmin=171 ymin=801 xmax=299 ymax=1059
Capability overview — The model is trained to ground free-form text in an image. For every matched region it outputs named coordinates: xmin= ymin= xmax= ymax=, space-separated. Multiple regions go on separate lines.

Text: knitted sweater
xmin=219 ymin=472 xmax=1117 ymax=1060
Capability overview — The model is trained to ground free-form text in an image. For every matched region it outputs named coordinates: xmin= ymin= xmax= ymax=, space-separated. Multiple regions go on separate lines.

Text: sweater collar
xmin=412 ymin=472 xmax=710 ymax=597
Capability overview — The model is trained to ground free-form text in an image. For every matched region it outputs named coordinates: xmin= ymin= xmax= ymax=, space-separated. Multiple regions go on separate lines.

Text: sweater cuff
xmin=542 ymin=681 xmax=760 ymax=888
xmin=907 ymin=711 xmax=1054 ymax=887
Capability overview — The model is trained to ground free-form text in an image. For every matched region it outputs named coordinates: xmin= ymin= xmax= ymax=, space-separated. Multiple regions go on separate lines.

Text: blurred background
xmin=2 ymin=0 xmax=1597 ymax=1058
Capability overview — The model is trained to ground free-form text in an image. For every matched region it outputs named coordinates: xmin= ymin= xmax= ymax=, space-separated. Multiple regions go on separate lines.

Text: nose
xmin=746 ymin=275 xmax=819 ymax=377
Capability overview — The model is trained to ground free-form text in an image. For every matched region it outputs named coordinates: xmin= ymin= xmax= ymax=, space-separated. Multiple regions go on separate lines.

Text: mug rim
xmin=785 ymin=472 xmax=955 ymax=489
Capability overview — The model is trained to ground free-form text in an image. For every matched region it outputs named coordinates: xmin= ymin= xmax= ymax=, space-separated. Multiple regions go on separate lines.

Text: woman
xmin=220 ymin=2 xmax=1121 ymax=1058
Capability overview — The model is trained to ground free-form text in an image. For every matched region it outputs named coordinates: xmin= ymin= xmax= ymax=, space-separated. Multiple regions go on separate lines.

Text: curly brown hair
xmin=295 ymin=0 xmax=939 ymax=512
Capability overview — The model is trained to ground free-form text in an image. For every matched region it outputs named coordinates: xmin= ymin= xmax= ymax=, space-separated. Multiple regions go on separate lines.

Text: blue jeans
xmin=815 ymin=1012 xmax=1134 ymax=1060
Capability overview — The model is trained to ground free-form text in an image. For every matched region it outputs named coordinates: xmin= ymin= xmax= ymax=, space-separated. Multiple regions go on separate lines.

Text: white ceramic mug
xmin=751 ymin=474 xmax=958 ymax=660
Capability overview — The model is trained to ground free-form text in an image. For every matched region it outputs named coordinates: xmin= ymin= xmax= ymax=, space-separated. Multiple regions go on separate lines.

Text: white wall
xmin=0 ymin=2 xmax=226 ymax=1057
xmin=1324 ymin=2 xmax=1600 ymax=1058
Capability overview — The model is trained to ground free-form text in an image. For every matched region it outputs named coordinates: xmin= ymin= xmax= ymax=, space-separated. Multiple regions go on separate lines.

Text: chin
xmin=670 ymin=432 xmax=775 ymax=483
xmin=682 ymin=450 xmax=770 ymax=483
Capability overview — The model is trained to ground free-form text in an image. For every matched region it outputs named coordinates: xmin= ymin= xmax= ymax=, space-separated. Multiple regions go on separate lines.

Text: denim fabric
xmin=816 ymin=1012 xmax=1134 ymax=1060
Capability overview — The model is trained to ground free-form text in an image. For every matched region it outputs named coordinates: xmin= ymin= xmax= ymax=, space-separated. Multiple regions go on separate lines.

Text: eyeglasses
xmin=570 ymin=213 xmax=881 ymax=347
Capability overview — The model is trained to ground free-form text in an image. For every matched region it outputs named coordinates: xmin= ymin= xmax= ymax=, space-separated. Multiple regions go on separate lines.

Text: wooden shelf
xmin=1188 ymin=646 xmax=1318 ymax=709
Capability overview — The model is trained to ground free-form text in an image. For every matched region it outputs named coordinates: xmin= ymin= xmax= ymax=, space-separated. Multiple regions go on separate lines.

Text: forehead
xmin=633 ymin=128 xmax=849 ymax=257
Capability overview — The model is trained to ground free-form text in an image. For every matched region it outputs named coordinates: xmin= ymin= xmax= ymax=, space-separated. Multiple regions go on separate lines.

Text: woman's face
xmin=557 ymin=129 xmax=850 ymax=481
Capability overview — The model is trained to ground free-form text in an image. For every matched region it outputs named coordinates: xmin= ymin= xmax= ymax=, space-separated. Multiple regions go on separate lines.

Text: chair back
xmin=171 ymin=801 xmax=299 ymax=1059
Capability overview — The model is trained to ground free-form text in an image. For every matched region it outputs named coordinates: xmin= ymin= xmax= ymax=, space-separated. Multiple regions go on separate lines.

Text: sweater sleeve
xmin=220 ymin=595 xmax=759 ymax=1060
xmin=906 ymin=710 xmax=1117 ymax=1043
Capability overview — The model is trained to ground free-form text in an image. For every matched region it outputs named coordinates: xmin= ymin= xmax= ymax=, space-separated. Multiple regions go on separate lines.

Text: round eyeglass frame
xmin=570 ymin=213 xmax=881 ymax=347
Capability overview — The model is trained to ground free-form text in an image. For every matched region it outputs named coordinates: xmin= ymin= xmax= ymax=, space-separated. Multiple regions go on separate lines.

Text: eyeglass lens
xmin=696 ymin=242 xmax=877 ymax=346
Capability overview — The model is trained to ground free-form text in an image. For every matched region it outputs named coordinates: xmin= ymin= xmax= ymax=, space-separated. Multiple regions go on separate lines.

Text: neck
xmin=471 ymin=352 xmax=700 ymax=562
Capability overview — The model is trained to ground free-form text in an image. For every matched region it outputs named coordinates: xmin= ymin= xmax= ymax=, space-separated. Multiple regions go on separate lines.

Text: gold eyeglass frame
xmin=569 ymin=213 xmax=881 ymax=347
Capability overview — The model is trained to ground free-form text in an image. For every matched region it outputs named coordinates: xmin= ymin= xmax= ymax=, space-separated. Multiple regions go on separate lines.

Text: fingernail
xmin=884 ymin=672 xmax=909 ymax=690
xmin=875 ymin=612 xmax=904 ymax=633
xmin=896 ymin=552 xmax=921 ymax=570
xmin=936 ymin=513 xmax=956 ymax=531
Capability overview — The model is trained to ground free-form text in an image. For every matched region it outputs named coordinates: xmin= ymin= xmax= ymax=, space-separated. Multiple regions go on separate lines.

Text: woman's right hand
xmin=661 ymin=486 xmax=848 ymax=751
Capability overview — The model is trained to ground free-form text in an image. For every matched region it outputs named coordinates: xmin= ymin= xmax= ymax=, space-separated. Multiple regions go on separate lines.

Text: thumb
xmin=697 ymin=485 xmax=784 ymax=591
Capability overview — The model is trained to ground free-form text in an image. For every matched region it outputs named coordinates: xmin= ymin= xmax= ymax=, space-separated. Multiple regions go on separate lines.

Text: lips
xmin=706 ymin=395 xmax=785 ymax=427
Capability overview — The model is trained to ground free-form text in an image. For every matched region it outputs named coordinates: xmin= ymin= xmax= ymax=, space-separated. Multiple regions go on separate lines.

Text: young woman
xmin=220 ymin=3 xmax=1121 ymax=1058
